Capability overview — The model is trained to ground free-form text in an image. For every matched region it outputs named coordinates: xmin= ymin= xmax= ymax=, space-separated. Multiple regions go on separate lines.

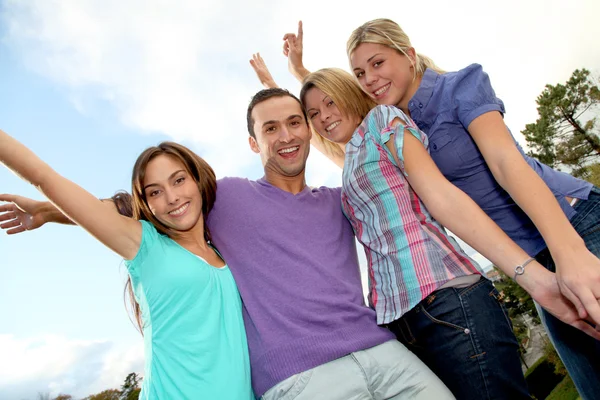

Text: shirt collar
xmin=348 ymin=127 xmax=366 ymax=148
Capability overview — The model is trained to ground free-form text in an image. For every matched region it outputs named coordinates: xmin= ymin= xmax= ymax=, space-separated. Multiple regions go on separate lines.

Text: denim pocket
xmin=387 ymin=317 xmax=418 ymax=345
xmin=419 ymin=304 xmax=469 ymax=333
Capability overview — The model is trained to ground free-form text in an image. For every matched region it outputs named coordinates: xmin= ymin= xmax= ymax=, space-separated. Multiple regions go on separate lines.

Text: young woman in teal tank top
xmin=0 ymin=135 xmax=253 ymax=400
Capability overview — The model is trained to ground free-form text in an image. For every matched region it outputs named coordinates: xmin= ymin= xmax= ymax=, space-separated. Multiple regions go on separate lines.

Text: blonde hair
xmin=347 ymin=18 xmax=444 ymax=78
xmin=300 ymin=68 xmax=376 ymax=153
xmin=300 ymin=68 xmax=376 ymax=122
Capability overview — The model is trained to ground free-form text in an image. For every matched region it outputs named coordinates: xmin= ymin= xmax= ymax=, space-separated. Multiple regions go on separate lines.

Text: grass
xmin=545 ymin=376 xmax=580 ymax=400
xmin=524 ymin=355 xmax=547 ymax=378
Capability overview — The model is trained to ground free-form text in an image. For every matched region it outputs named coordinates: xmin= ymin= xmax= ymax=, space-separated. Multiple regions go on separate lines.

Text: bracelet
xmin=513 ymin=257 xmax=535 ymax=281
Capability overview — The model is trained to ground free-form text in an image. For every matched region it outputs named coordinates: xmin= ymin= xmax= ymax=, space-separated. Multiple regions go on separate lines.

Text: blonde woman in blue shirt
xmin=252 ymin=18 xmax=600 ymax=400
xmin=345 ymin=19 xmax=600 ymax=400
xmin=0 ymin=135 xmax=253 ymax=400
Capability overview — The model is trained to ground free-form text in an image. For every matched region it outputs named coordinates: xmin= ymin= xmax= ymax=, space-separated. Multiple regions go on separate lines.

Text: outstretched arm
xmin=310 ymin=134 xmax=345 ymax=169
xmin=0 ymin=129 xmax=141 ymax=259
xmin=0 ymin=192 xmax=133 ymax=234
xmin=283 ymin=20 xmax=310 ymax=83
xmin=0 ymin=194 xmax=66 ymax=233
xmin=469 ymin=111 xmax=600 ymax=325
xmin=282 ymin=21 xmax=342 ymax=165
xmin=250 ymin=53 xmax=279 ymax=89
xmin=379 ymin=115 xmax=599 ymax=338
xmin=251 ymin=21 xmax=311 ymax=86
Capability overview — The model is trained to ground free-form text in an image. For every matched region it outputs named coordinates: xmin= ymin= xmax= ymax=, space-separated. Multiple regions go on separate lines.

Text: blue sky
xmin=0 ymin=31 xmax=154 ymax=397
xmin=1 ymin=0 xmax=599 ymax=398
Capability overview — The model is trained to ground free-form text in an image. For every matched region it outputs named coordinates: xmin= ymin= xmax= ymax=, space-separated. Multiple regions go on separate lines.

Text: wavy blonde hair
xmin=347 ymin=18 xmax=444 ymax=78
xmin=300 ymin=68 xmax=376 ymax=132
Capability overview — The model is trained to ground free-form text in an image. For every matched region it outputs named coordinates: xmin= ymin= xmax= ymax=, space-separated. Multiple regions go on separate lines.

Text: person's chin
xmin=158 ymin=215 xmax=188 ymax=231
xmin=172 ymin=222 xmax=196 ymax=232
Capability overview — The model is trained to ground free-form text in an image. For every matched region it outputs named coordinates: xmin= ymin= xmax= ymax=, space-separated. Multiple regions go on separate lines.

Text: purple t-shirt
xmin=408 ymin=64 xmax=592 ymax=256
xmin=206 ymin=177 xmax=393 ymax=397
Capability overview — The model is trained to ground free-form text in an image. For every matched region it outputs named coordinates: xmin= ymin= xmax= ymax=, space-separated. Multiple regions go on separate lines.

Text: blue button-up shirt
xmin=408 ymin=64 xmax=592 ymax=256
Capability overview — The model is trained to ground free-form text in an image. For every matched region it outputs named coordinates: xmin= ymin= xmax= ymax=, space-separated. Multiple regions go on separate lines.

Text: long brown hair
xmin=124 ymin=142 xmax=217 ymax=333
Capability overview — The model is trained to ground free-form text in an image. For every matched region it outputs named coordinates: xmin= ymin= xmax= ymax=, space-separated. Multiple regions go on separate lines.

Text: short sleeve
xmin=325 ymin=186 xmax=342 ymax=199
xmin=124 ymin=220 xmax=160 ymax=275
xmin=453 ymin=64 xmax=505 ymax=129
xmin=368 ymin=105 xmax=428 ymax=176
xmin=207 ymin=177 xmax=237 ymax=230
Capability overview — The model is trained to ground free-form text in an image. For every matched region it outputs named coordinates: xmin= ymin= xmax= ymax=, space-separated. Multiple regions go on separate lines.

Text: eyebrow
xmin=367 ymin=53 xmax=382 ymax=63
xmin=143 ymin=169 xmax=186 ymax=190
xmin=307 ymin=95 xmax=330 ymax=113
xmin=353 ymin=53 xmax=382 ymax=71
xmin=262 ymin=114 xmax=304 ymax=127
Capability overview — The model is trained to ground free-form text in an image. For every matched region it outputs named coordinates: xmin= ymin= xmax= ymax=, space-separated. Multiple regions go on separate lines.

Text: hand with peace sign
xmin=283 ymin=20 xmax=311 ymax=82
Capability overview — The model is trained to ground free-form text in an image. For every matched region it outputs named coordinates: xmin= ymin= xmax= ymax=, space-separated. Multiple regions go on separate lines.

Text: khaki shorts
xmin=261 ymin=340 xmax=454 ymax=400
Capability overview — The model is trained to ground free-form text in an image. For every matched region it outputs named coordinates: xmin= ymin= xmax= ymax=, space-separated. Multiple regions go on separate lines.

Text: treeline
xmin=523 ymin=68 xmax=600 ymax=183
xmin=35 ymin=372 xmax=141 ymax=400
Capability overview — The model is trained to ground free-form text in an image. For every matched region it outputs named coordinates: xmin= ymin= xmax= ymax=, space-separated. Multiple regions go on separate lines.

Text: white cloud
xmin=3 ymin=0 xmax=599 ymax=181
xmin=0 ymin=334 xmax=143 ymax=399
xmin=2 ymin=0 xmax=282 ymax=178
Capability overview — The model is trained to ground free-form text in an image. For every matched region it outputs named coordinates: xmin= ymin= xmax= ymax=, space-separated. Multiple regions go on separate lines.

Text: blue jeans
xmin=534 ymin=186 xmax=600 ymax=400
xmin=386 ymin=278 xmax=531 ymax=400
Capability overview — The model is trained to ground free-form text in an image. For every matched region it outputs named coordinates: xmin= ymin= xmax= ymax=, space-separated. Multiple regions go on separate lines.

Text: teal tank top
xmin=125 ymin=220 xmax=253 ymax=399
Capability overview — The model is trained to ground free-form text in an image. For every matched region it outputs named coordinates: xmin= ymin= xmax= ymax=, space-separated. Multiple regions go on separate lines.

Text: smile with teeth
xmin=374 ymin=83 xmax=391 ymax=96
xmin=278 ymin=146 xmax=299 ymax=155
xmin=326 ymin=121 xmax=341 ymax=133
xmin=169 ymin=202 xmax=189 ymax=216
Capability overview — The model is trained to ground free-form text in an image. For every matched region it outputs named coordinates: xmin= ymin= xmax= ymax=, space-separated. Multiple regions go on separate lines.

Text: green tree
xmin=522 ymin=68 xmax=600 ymax=179
xmin=493 ymin=268 xmax=539 ymax=321
xmin=83 ymin=389 xmax=120 ymax=400
xmin=583 ymin=162 xmax=600 ymax=186
xmin=119 ymin=372 xmax=142 ymax=400
xmin=543 ymin=339 xmax=567 ymax=376
xmin=493 ymin=267 xmax=541 ymax=357
xmin=53 ymin=395 xmax=73 ymax=400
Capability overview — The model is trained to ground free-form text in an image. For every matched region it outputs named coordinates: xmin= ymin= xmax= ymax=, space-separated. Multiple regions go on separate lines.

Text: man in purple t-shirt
xmin=0 ymin=89 xmax=453 ymax=399
xmin=204 ymin=88 xmax=452 ymax=399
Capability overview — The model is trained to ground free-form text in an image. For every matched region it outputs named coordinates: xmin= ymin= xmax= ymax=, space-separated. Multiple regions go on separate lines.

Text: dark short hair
xmin=246 ymin=88 xmax=307 ymax=138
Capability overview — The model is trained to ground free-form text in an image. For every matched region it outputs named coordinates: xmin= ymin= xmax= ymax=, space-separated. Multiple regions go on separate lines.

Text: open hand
xmin=0 ymin=194 xmax=47 ymax=234
xmin=250 ymin=53 xmax=278 ymax=89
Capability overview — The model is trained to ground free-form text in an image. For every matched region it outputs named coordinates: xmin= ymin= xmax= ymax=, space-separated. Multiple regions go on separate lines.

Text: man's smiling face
xmin=249 ymin=95 xmax=312 ymax=179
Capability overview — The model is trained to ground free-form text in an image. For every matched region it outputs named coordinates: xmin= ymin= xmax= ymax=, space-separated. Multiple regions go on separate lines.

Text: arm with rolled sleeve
xmin=364 ymin=105 xmax=600 ymax=339
xmin=455 ymin=64 xmax=600 ymax=325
